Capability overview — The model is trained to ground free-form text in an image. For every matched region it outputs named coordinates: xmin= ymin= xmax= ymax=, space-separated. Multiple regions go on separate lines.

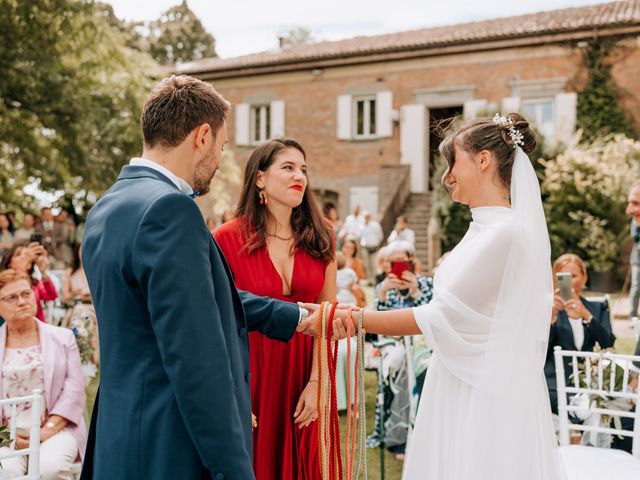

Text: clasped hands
xmin=551 ymin=287 xmax=590 ymax=324
xmin=295 ymin=302 xmax=358 ymax=340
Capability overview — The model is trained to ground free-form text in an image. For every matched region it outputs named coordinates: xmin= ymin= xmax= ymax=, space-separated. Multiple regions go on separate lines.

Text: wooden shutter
xmin=337 ymin=95 xmax=352 ymax=140
xmin=235 ymin=103 xmax=250 ymax=146
xmin=270 ymin=100 xmax=285 ymax=138
xmin=375 ymin=91 xmax=393 ymax=138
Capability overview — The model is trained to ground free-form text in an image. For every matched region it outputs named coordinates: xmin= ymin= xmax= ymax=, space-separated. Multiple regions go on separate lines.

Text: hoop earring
xmin=258 ymin=188 xmax=268 ymax=206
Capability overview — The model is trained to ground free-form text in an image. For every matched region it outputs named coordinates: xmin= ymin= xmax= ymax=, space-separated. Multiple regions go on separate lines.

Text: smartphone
xmin=557 ymin=272 xmax=573 ymax=301
xmin=390 ymin=261 xmax=412 ymax=278
xmin=30 ymin=233 xmax=43 ymax=244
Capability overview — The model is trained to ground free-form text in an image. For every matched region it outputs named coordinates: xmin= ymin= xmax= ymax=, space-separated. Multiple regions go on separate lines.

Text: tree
xmin=0 ymin=0 xmax=160 ymax=211
xmin=279 ymin=27 xmax=314 ymax=49
xmin=147 ymin=1 xmax=216 ymax=65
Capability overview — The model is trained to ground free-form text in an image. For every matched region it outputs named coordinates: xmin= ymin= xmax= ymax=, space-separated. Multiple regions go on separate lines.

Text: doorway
xmin=428 ymin=106 xmax=463 ymax=190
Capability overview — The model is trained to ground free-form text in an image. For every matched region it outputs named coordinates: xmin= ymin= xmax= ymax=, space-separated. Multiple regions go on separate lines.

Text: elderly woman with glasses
xmin=0 ymin=269 xmax=86 ymax=479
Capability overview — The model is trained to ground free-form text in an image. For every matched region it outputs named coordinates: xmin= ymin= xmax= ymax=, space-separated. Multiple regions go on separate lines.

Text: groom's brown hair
xmin=141 ymin=75 xmax=230 ymax=148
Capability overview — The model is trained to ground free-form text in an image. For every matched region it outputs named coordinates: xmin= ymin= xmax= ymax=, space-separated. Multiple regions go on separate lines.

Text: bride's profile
xmin=349 ymin=112 xmax=566 ymax=479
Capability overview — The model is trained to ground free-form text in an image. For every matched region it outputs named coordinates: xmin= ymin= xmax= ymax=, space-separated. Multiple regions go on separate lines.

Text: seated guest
xmin=0 ymin=213 xmax=14 ymax=262
xmin=374 ymin=245 xmax=391 ymax=286
xmin=342 ymin=238 xmax=366 ymax=282
xmin=61 ymin=243 xmax=99 ymax=365
xmin=375 ymin=241 xmax=432 ymax=310
xmin=334 ymin=252 xmax=359 ymax=410
xmin=369 ymin=240 xmax=433 ymax=459
xmin=0 ymin=269 xmax=86 ymax=479
xmin=545 ymin=253 xmax=616 ymax=414
xmin=1 ymin=240 xmax=58 ymax=322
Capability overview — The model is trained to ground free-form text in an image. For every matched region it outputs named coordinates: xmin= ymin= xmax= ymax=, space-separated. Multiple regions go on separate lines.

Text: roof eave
xmin=181 ymin=23 xmax=640 ymax=81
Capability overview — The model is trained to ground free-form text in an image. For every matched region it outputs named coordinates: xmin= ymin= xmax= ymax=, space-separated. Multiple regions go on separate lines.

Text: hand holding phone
xmin=30 ymin=233 xmax=43 ymax=244
xmin=390 ymin=261 xmax=412 ymax=278
xmin=556 ymin=272 xmax=573 ymax=301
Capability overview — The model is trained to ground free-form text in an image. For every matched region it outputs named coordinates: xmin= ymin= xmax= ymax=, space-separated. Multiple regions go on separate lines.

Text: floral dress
xmin=2 ymin=346 xmax=46 ymax=429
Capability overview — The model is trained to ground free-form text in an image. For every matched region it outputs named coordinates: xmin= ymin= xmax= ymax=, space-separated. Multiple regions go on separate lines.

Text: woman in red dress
xmin=215 ymin=138 xmax=336 ymax=479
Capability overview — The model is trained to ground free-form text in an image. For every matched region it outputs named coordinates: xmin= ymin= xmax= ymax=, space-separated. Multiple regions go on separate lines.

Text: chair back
xmin=0 ymin=389 xmax=42 ymax=479
xmin=554 ymin=347 xmax=640 ymax=457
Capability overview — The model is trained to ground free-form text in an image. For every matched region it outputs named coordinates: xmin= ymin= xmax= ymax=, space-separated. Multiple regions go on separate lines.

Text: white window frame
xmin=352 ymin=96 xmax=376 ymax=139
xmin=522 ymin=98 xmax=555 ymax=141
xmin=250 ymin=104 xmax=271 ymax=145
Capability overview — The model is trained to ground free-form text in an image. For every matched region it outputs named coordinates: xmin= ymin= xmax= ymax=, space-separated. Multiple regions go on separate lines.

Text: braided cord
xmin=355 ymin=311 xmax=368 ymax=479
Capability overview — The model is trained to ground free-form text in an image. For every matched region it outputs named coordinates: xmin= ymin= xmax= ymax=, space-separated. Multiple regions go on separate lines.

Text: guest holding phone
xmin=375 ymin=241 xmax=432 ymax=309
xmin=0 ymin=240 xmax=58 ymax=323
xmin=544 ymin=253 xmax=616 ymax=414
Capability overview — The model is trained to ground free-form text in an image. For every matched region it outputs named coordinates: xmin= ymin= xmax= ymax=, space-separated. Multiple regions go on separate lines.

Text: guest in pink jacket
xmin=1 ymin=240 xmax=58 ymax=322
xmin=0 ymin=269 xmax=86 ymax=479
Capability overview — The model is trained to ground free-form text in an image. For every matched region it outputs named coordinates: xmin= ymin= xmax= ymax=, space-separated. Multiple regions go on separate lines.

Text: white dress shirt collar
xmin=129 ymin=158 xmax=193 ymax=195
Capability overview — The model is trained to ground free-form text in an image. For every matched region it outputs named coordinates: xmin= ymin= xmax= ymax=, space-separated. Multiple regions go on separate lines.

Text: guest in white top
xmin=14 ymin=213 xmax=36 ymax=242
xmin=359 ymin=211 xmax=384 ymax=284
xmin=386 ymin=215 xmax=415 ymax=245
xmin=335 ymin=252 xmax=358 ymax=306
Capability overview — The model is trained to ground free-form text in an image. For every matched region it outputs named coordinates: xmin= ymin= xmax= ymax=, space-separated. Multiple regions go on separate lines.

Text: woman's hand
xmin=252 ymin=412 xmax=258 ymax=430
xmin=15 ymin=431 xmax=32 ymax=450
xmin=293 ymin=380 xmax=318 ymax=428
xmin=564 ymin=290 xmax=590 ymax=320
xmin=551 ymin=289 xmax=564 ymax=324
xmin=34 ymin=251 xmax=50 ymax=276
xmin=400 ymin=271 xmax=419 ymax=295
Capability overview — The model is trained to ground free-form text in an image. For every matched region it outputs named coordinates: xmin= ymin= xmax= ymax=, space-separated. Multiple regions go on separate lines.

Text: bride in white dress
xmin=355 ymin=113 xmax=567 ymax=479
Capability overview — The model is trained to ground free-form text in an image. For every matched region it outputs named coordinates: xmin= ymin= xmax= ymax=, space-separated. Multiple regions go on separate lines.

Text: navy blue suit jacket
xmin=80 ymin=166 xmax=299 ymax=479
xmin=544 ymin=297 xmax=615 ymax=411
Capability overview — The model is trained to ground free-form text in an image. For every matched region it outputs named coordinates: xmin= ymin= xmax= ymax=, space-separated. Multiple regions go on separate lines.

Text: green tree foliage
xmin=576 ymin=40 xmax=636 ymax=143
xmin=147 ymin=1 xmax=216 ymax=65
xmin=541 ymin=133 xmax=640 ymax=272
xmin=0 ymin=0 xmax=159 ymax=211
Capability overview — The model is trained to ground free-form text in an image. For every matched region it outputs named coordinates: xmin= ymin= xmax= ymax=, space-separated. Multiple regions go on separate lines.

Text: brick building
xmin=179 ymin=0 xmax=640 ymax=267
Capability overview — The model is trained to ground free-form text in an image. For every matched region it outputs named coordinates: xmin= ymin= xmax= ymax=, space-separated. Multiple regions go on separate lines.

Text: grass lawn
xmin=84 ymin=369 xmax=405 ymax=479
xmin=338 ymin=370 xmax=405 ymax=480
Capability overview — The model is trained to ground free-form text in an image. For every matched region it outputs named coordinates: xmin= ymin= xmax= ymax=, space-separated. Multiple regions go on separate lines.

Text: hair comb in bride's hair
xmin=492 ymin=113 xmax=524 ymax=149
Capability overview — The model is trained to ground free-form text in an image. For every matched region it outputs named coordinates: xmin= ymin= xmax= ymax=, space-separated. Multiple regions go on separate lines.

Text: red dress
xmin=214 ymin=218 xmax=326 ymax=480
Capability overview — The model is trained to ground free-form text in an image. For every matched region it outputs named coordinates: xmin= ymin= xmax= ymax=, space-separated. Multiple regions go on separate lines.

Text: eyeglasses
xmin=0 ymin=289 xmax=34 ymax=305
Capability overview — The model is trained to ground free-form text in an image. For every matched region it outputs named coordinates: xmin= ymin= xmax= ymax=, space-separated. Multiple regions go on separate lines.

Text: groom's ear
xmin=193 ymin=123 xmax=212 ymax=150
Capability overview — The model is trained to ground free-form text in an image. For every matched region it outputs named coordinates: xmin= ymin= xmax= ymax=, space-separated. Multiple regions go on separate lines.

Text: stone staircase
xmin=402 ymin=193 xmax=432 ymax=268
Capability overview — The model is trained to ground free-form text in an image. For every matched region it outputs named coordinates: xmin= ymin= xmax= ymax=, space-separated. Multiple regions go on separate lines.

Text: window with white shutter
xmin=353 ymin=96 xmax=376 ymax=139
xmin=235 ymin=104 xmax=250 ymax=146
xmin=250 ymin=104 xmax=271 ymax=144
xmin=522 ymin=98 xmax=555 ymax=140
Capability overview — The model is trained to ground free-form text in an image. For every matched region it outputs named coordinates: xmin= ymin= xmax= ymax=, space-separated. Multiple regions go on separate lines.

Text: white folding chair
xmin=554 ymin=347 xmax=640 ymax=479
xmin=0 ymin=389 xmax=42 ymax=480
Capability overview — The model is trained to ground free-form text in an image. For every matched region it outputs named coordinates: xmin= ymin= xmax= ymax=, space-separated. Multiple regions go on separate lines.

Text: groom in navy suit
xmin=80 ymin=76 xmax=336 ymax=479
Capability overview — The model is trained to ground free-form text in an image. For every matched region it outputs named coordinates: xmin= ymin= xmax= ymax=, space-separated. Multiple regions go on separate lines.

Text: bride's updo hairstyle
xmin=439 ymin=112 xmax=536 ymax=191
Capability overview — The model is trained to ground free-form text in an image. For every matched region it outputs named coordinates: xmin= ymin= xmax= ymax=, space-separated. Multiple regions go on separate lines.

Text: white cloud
xmin=107 ymin=0 xmax=614 ymax=58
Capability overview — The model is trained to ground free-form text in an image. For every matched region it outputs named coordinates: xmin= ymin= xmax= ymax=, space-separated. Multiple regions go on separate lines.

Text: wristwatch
xmin=298 ymin=307 xmax=309 ymax=325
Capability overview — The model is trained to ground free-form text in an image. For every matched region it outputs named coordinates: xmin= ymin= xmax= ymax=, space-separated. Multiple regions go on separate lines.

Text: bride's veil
xmin=467 ymin=146 xmax=564 ymax=477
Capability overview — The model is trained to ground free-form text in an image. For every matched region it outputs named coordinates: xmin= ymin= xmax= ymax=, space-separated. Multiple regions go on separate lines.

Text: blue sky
xmin=108 ymin=0 xmax=612 ymax=58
